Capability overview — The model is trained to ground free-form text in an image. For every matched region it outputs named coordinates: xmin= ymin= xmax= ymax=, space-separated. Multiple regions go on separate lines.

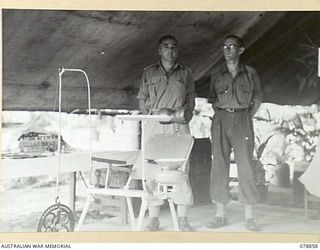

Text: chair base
xmin=75 ymin=188 xmax=149 ymax=231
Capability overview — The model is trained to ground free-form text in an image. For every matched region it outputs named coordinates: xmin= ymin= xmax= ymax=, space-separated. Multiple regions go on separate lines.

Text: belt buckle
xmin=226 ymin=108 xmax=235 ymax=112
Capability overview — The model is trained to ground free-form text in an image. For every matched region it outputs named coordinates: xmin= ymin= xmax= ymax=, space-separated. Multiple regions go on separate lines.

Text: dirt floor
xmin=1 ymin=180 xmax=319 ymax=234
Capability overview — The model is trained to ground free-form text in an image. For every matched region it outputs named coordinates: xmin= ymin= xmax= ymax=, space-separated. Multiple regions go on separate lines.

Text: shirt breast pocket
xmin=236 ymin=75 xmax=254 ymax=105
xmin=147 ymin=77 xmax=160 ymax=98
xmin=240 ymin=79 xmax=253 ymax=93
xmin=215 ymin=82 xmax=229 ymax=105
xmin=172 ymin=79 xmax=186 ymax=96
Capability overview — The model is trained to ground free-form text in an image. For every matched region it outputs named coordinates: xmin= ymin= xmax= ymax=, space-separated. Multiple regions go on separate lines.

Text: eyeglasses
xmin=222 ymin=44 xmax=239 ymax=50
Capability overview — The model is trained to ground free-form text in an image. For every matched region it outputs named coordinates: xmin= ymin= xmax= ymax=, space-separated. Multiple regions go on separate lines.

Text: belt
xmin=217 ymin=107 xmax=247 ymax=113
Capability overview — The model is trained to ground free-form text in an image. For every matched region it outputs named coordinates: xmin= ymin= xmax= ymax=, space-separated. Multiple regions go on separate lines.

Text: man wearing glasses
xmin=207 ymin=35 xmax=262 ymax=231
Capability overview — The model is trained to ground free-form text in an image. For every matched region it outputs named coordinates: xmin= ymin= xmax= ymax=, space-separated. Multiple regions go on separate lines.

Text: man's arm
xmin=208 ymin=73 xmax=218 ymax=112
xmin=138 ymin=99 xmax=149 ymax=114
xmin=185 ymin=68 xmax=196 ymax=110
xmin=250 ymin=69 xmax=262 ymax=116
xmin=251 ymin=98 xmax=261 ymax=116
xmin=136 ymin=70 xmax=149 ymax=114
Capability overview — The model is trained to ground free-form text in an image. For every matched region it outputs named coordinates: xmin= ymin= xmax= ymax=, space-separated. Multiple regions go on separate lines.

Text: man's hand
xmin=158 ymin=108 xmax=175 ymax=116
xmin=138 ymin=99 xmax=149 ymax=114
xmin=141 ymin=109 xmax=149 ymax=115
xmin=250 ymin=99 xmax=261 ymax=117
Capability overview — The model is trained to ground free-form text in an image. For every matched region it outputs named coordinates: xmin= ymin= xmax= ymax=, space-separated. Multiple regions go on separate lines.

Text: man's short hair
xmin=158 ymin=35 xmax=178 ymax=45
xmin=224 ymin=35 xmax=244 ymax=47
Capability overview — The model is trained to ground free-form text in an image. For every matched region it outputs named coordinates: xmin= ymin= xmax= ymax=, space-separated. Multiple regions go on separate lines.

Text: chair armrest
xmin=109 ymin=165 xmax=133 ymax=174
xmin=92 ymin=156 xmax=127 ymax=165
xmin=92 ymin=157 xmax=132 ymax=174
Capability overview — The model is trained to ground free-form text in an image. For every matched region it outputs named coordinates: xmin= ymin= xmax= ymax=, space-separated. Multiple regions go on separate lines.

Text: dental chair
xmin=76 ymin=133 xmax=194 ymax=231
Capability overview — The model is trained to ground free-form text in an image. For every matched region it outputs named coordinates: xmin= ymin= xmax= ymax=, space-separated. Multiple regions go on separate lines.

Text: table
xmin=1 ymin=150 xmax=140 ymax=212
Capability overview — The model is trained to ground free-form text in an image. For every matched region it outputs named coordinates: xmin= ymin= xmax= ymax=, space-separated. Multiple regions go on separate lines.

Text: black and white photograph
xmin=1 ymin=7 xmax=320 ymax=237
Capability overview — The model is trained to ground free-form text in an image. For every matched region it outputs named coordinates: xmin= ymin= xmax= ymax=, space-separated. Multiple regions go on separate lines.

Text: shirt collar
xmin=221 ymin=63 xmax=245 ymax=73
xmin=157 ymin=61 xmax=182 ymax=72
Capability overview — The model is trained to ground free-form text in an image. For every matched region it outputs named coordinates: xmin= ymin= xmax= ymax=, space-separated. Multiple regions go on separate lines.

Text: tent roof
xmin=3 ymin=10 xmax=320 ymax=111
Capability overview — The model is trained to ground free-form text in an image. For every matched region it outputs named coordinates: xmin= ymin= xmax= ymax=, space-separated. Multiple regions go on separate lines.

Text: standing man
xmin=207 ymin=35 xmax=262 ymax=231
xmin=137 ymin=35 xmax=197 ymax=231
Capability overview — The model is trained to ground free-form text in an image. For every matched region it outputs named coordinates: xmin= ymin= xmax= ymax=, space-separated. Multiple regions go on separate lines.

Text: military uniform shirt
xmin=137 ymin=62 xmax=196 ymax=111
xmin=208 ymin=64 xmax=262 ymax=109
